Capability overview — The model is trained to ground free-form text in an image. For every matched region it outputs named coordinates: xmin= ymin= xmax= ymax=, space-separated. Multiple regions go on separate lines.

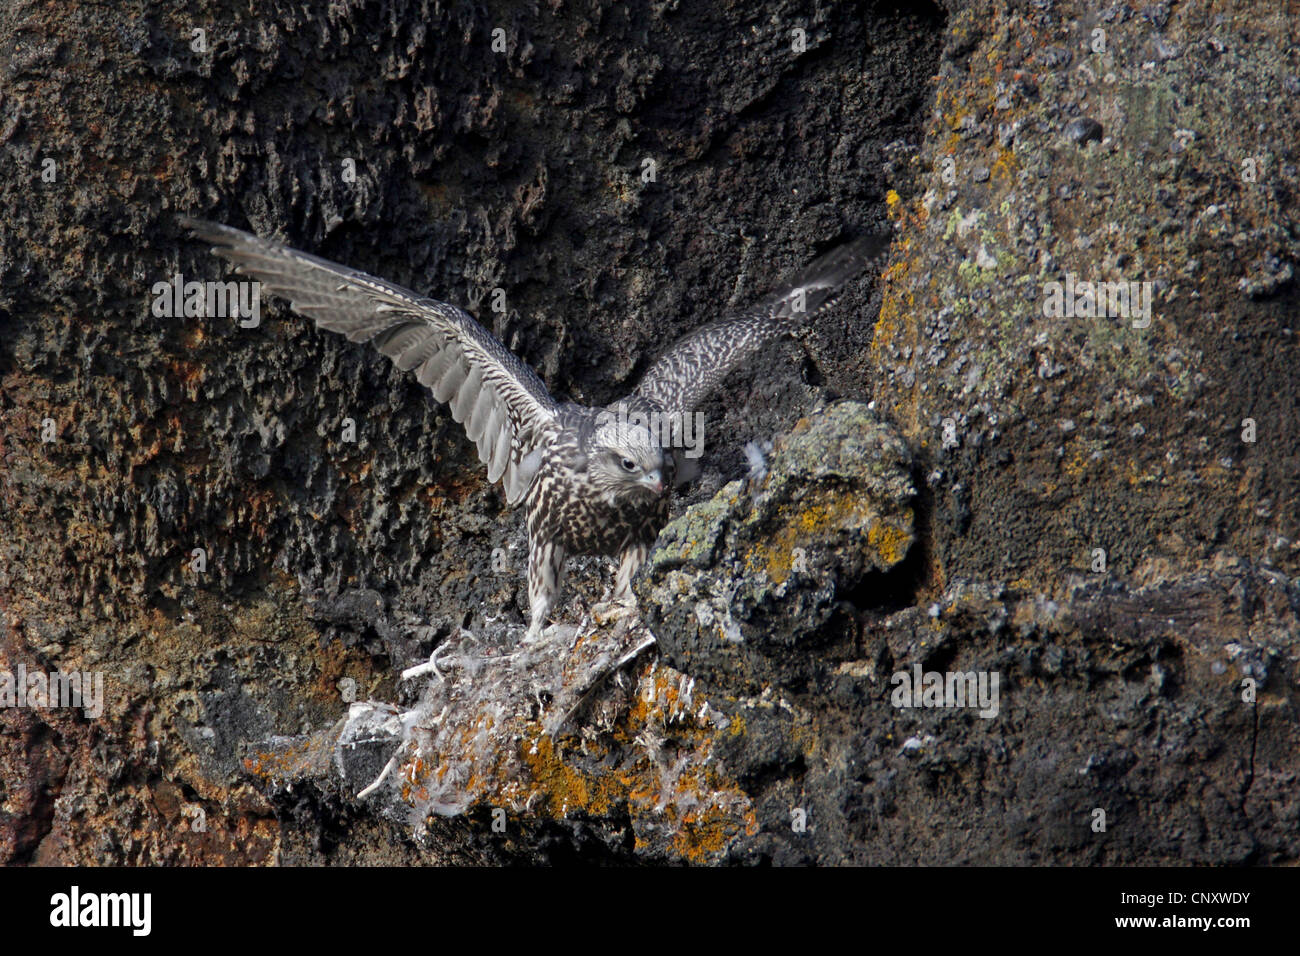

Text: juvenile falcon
xmin=182 ymin=217 xmax=888 ymax=639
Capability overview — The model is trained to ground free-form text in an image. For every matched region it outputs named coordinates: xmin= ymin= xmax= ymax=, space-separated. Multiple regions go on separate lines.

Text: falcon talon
xmin=183 ymin=217 xmax=889 ymax=643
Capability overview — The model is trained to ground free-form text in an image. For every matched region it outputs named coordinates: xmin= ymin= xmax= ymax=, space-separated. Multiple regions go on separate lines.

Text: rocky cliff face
xmin=1 ymin=0 xmax=1296 ymax=865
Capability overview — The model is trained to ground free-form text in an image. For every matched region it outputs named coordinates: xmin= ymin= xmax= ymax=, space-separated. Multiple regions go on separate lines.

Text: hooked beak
xmin=640 ymin=470 xmax=664 ymax=495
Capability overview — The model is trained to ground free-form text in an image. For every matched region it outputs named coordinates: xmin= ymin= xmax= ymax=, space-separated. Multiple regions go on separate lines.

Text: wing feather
xmin=417 ymin=345 xmax=457 ymax=389
xmin=432 ymin=352 xmax=467 ymax=405
xmin=487 ymin=415 xmax=511 ymax=483
xmin=633 ymin=232 xmax=891 ymax=413
xmin=451 ymin=365 xmax=484 ymax=423
xmin=182 ymin=217 xmax=557 ymax=504
xmin=466 ymin=386 xmax=496 ymax=444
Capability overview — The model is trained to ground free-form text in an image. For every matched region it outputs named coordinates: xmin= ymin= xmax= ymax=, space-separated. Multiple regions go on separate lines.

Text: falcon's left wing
xmin=633 ymin=231 xmax=891 ymax=415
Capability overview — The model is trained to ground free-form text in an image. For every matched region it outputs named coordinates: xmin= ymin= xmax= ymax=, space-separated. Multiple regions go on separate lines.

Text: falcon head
xmin=590 ymin=409 xmax=669 ymax=501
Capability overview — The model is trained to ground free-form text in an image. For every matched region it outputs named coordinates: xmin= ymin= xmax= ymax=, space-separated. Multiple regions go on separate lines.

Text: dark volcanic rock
xmin=1063 ymin=116 xmax=1104 ymax=145
xmin=2 ymin=0 xmax=1298 ymax=866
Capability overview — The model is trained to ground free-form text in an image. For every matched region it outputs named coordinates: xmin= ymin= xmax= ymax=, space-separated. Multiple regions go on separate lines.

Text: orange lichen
xmin=519 ymin=733 xmax=620 ymax=817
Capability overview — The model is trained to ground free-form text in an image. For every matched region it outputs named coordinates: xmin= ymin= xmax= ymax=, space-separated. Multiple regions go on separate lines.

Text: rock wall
xmin=1 ymin=0 xmax=1296 ymax=864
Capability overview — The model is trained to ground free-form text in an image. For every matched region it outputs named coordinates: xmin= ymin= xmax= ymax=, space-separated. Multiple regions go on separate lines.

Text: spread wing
xmin=633 ymin=231 xmax=891 ymax=414
xmin=182 ymin=217 xmax=557 ymax=504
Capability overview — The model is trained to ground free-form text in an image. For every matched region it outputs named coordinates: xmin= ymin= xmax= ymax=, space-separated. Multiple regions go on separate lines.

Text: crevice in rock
xmin=844 ymin=463 xmax=931 ymax=614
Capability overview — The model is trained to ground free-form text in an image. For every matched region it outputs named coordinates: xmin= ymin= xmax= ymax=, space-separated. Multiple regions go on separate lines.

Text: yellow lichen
xmin=867 ymin=520 xmax=911 ymax=566
xmin=746 ymin=493 xmax=912 ymax=585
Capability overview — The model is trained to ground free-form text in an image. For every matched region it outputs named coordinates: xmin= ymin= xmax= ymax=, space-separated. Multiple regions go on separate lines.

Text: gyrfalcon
xmin=182 ymin=217 xmax=889 ymax=639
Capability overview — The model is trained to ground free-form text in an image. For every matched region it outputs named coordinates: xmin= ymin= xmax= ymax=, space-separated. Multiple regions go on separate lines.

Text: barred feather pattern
xmin=634 ymin=232 xmax=891 ymax=414
xmin=181 ymin=217 xmax=556 ymax=505
xmin=184 ymin=217 xmax=886 ymax=638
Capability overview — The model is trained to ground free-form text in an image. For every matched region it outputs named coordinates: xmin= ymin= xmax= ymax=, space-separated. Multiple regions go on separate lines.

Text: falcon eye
xmin=620 ymin=457 xmax=638 ymax=472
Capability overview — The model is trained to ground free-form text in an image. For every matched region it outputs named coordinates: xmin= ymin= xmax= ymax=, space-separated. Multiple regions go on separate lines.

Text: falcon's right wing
xmin=634 ymin=231 xmax=892 ymax=414
xmin=182 ymin=218 xmax=557 ymax=504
